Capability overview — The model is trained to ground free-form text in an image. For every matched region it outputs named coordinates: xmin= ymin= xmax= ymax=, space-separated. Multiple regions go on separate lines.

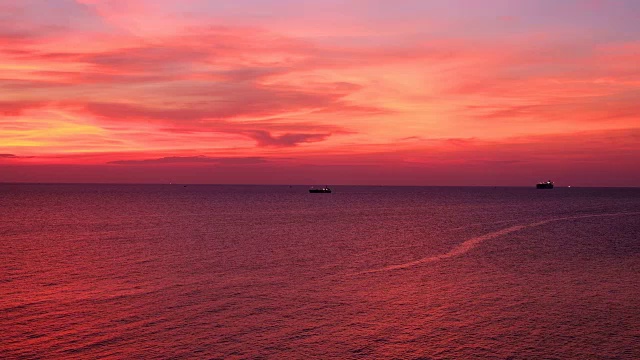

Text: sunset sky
xmin=1 ymin=0 xmax=639 ymax=186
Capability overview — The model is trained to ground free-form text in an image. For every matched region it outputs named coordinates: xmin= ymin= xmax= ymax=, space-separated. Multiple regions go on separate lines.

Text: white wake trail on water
xmin=356 ymin=211 xmax=640 ymax=275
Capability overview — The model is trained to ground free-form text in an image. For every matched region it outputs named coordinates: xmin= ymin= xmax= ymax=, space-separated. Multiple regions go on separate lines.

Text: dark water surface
xmin=1 ymin=184 xmax=639 ymax=359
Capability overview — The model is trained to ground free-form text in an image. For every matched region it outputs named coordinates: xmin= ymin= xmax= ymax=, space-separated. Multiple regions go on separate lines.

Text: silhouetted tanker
xmin=309 ymin=186 xmax=331 ymax=193
xmin=536 ymin=180 xmax=554 ymax=189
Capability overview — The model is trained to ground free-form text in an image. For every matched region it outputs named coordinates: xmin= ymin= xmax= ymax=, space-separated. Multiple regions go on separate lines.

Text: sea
xmin=1 ymin=184 xmax=639 ymax=359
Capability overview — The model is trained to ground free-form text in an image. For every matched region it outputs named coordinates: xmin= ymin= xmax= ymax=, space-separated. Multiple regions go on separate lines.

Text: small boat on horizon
xmin=309 ymin=186 xmax=332 ymax=193
xmin=536 ymin=180 xmax=554 ymax=189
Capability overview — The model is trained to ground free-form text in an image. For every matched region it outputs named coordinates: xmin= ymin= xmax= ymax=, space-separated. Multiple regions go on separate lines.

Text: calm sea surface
xmin=1 ymin=184 xmax=639 ymax=359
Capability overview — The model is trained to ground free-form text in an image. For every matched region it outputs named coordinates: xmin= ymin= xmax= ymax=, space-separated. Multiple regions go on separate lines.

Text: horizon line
xmin=1 ymin=182 xmax=638 ymax=189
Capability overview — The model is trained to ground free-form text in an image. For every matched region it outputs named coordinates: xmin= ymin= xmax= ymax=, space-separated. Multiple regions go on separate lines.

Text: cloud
xmin=0 ymin=101 xmax=46 ymax=116
xmin=243 ymin=130 xmax=330 ymax=147
xmin=84 ymin=45 xmax=210 ymax=73
xmin=108 ymin=155 xmax=268 ymax=165
xmin=0 ymin=0 xmax=113 ymax=44
xmin=78 ymin=101 xmax=343 ymax=146
xmin=0 ymin=153 xmax=34 ymax=159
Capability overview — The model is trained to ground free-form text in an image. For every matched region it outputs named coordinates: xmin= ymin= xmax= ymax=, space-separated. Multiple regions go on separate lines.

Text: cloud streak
xmin=244 ymin=130 xmax=330 ymax=147
xmin=108 ymin=155 xmax=268 ymax=165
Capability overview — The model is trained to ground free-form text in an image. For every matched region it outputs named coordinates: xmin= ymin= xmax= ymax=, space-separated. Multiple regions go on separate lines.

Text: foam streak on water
xmin=359 ymin=211 xmax=640 ymax=274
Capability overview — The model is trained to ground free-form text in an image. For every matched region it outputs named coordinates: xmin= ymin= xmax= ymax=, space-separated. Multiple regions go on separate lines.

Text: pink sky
xmin=1 ymin=0 xmax=639 ymax=186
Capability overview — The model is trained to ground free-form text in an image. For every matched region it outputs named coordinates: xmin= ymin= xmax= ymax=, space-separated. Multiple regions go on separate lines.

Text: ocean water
xmin=1 ymin=184 xmax=639 ymax=359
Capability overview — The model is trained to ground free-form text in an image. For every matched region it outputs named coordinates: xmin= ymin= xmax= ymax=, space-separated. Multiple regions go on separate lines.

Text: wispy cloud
xmin=108 ymin=155 xmax=268 ymax=165
xmin=243 ymin=130 xmax=330 ymax=147
xmin=0 ymin=153 xmax=34 ymax=159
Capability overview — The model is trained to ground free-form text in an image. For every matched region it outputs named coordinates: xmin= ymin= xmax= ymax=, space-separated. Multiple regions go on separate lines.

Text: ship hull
xmin=536 ymin=184 xmax=554 ymax=189
xmin=309 ymin=189 xmax=331 ymax=193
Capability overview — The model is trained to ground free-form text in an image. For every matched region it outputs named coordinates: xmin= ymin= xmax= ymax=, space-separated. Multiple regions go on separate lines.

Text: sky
xmin=1 ymin=0 xmax=639 ymax=186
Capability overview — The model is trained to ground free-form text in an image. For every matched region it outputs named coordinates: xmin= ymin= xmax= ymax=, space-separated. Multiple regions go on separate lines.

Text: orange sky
xmin=1 ymin=0 xmax=639 ymax=186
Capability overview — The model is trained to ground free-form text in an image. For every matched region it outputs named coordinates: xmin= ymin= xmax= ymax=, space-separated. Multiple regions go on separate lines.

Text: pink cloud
xmin=0 ymin=101 xmax=47 ymax=116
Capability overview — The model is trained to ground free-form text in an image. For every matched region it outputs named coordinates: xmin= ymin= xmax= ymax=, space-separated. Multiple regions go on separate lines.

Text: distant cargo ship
xmin=536 ymin=180 xmax=554 ymax=189
xmin=309 ymin=186 xmax=331 ymax=193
